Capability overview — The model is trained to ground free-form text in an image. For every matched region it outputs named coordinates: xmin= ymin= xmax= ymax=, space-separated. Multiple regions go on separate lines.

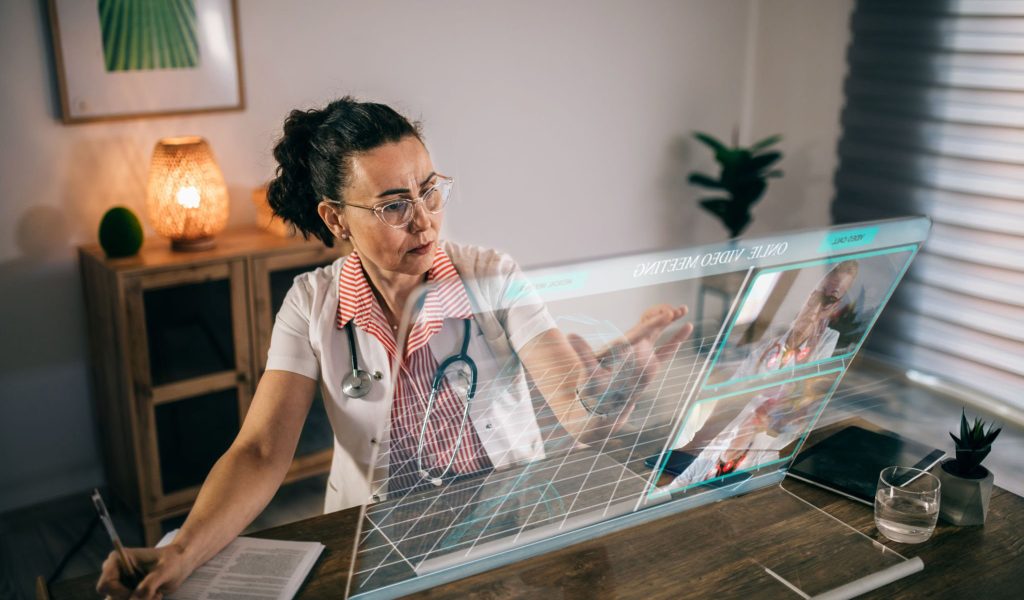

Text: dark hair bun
xmin=267 ymin=108 xmax=330 ymax=244
xmin=266 ymin=97 xmax=421 ymax=247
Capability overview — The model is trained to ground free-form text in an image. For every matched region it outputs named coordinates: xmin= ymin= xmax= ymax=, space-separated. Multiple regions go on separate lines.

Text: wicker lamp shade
xmin=146 ymin=136 xmax=229 ymax=251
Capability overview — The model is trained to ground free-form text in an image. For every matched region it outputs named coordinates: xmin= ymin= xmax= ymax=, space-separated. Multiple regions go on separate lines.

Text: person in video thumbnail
xmin=732 ymin=260 xmax=859 ymax=381
xmin=668 ymin=376 xmax=828 ymax=490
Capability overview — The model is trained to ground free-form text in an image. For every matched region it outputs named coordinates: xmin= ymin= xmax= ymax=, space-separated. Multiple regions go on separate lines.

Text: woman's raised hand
xmin=568 ymin=304 xmax=693 ymax=425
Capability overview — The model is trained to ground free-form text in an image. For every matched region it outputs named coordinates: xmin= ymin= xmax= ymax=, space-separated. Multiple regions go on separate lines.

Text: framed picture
xmin=48 ymin=0 xmax=245 ymax=124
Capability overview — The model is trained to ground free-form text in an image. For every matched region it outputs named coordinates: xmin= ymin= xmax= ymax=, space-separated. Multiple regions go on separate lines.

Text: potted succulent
xmin=936 ymin=410 xmax=1001 ymax=526
xmin=687 ymin=130 xmax=783 ymax=239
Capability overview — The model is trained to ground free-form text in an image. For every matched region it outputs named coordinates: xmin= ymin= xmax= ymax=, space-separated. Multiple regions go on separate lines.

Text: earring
xmin=341 ymin=231 xmax=349 ymax=240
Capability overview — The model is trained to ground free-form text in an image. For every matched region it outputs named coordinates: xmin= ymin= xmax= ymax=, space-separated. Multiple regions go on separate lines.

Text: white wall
xmin=0 ymin=0 xmax=852 ymax=512
xmin=744 ymin=0 xmax=854 ymax=235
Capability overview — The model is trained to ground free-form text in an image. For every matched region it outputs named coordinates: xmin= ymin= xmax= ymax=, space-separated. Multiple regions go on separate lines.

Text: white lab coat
xmin=266 ymin=241 xmax=554 ymax=513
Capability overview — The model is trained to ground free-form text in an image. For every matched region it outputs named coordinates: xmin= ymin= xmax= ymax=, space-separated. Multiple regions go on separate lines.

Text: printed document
xmin=157 ymin=530 xmax=324 ymax=600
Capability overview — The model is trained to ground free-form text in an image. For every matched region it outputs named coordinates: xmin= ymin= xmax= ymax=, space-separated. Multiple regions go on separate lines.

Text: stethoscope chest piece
xmin=342 ymin=369 xmax=374 ymax=399
xmin=447 ymin=367 xmax=473 ymax=393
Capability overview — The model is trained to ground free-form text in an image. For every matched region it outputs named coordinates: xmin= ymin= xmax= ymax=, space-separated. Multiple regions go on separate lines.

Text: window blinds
xmin=832 ymin=0 xmax=1024 ymax=411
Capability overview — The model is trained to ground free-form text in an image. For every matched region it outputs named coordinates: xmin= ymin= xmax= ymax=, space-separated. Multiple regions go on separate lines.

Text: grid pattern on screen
xmin=349 ymin=318 xmax=719 ymax=594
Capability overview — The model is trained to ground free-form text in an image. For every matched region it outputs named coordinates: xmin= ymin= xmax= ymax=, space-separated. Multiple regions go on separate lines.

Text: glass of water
xmin=874 ymin=466 xmax=941 ymax=543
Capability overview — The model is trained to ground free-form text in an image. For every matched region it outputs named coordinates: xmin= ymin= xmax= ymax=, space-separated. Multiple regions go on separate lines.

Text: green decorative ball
xmin=98 ymin=206 xmax=144 ymax=258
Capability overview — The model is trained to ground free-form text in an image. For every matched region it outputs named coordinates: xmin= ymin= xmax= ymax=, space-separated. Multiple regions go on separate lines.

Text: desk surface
xmin=50 ymin=423 xmax=1024 ymax=599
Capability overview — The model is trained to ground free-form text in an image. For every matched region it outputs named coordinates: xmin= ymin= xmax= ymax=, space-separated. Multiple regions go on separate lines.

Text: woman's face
xmin=791 ymin=271 xmax=855 ymax=337
xmin=338 ymin=136 xmax=442 ymax=277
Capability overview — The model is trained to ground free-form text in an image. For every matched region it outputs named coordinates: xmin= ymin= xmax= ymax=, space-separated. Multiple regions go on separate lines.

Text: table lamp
xmin=146 ymin=136 xmax=229 ymax=251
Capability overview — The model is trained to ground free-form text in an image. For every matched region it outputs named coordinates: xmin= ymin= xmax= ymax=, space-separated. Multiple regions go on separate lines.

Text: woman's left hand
xmin=568 ymin=304 xmax=694 ymax=426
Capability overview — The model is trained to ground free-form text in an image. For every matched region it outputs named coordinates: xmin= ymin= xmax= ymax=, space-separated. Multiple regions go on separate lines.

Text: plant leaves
xmin=731 ymin=180 xmax=768 ymax=207
xmin=975 ymin=447 xmax=991 ymax=467
xmin=694 ymin=131 xmax=728 ymax=156
xmin=972 ymin=417 xmax=985 ymax=444
xmin=750 ymin=134 xmax=782 ymax=152
xmin=688 ymin=173 xmax=724 ymax=189
xmin=689 ymin=131 xmax=780 ymax=238
xmin=699 ymin=198 xmax=731 ymax=219
xmin=749 ymin=152 xmax=783 ymax=171
xmin=717 ymin=148 xmax=749 ymax=171
xmin=953 ymin=409 xmax=1001 ymax=455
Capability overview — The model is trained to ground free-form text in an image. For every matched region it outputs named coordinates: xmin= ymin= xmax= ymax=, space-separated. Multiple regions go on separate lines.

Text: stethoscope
xmin=342 ymin=319 xmax=478 ymax=486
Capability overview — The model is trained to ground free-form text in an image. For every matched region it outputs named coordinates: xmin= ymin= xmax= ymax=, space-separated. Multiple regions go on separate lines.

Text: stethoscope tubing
xmin=342 ymin=319 xmax=477 ymax=487
xmin=416 ymin=319 xmax=477 ymax=485
xmin=341 ymin=321 xmax=374 ymax=399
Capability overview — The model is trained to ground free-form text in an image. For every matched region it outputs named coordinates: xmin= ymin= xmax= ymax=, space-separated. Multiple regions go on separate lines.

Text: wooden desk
xmin=49 ymin=427 xmax=1024 ymax=599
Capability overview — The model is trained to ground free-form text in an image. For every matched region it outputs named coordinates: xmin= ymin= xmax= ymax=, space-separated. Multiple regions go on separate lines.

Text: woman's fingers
xmin=97 ymin=553 xmax=132 ymax=598
xmin=626 ymin=304 xmax=690 ymax=346
xmin=625 ymin=305 xmax=673 ymax=344
xmin=572 ymin=304 xmax=692 ymax=419
xmin=97 ymin=577 xmax=131 ymax=598
xmin=597 ymin=304 xmax=691 ymax=363
xmin=611 ymin=304 xmax=692 ymax=365
xmin=655 ymin=321 xmax=695 ymax=364
xmin=97 ymin=547 xmax=182 ymax=600
xmin=589 ymin=305 xmax=691 ymax=381
xmin=130 ymin=571 xmax=165 ymax=600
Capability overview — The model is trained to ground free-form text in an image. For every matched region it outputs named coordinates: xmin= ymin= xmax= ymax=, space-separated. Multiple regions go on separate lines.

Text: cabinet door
xmin=251 ymin=249 xmax=340 ymax=481
xmin=124 ymin=260 xmax=253 ymax=514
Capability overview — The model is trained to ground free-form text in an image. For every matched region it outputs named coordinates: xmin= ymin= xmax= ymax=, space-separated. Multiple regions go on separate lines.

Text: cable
xmin=47 ymin=513 xmax=100 ymax=585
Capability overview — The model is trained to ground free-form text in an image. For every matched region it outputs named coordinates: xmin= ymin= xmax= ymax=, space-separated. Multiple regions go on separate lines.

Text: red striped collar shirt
xmin=336 ymin=246 xmax=492 ymax=492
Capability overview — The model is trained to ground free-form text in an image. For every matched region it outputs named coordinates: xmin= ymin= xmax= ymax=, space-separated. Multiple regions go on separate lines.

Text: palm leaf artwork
xmin=688 ymin=131 xmax=783 ymax=238
xmin=98 ymin=0 xmax=199 ymax=72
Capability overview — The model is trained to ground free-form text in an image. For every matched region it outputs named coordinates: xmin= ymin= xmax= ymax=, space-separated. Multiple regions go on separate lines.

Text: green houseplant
xmin=936 ymin=410 xmax=1001 ymax=525
xmin=688 ymin=131 xmax=783 ymax=238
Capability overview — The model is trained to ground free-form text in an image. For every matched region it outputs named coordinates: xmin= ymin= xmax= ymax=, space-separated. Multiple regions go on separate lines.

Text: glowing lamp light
xmin=176 ymin=186 xmax=201 ymax=209
xmin=146 ymin=136 xmax=229 ymax=251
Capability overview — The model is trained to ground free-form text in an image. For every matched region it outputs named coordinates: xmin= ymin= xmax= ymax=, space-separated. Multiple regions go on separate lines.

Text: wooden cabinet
xmin=79 ymin=227 xmax=347 ymax=544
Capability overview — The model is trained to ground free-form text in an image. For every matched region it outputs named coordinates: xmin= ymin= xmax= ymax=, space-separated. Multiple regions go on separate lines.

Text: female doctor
xmin=98 ymin=97 xmax=692 ymax=599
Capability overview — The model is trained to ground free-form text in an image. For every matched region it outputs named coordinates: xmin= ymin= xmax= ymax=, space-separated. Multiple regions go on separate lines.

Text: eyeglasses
xmin=330 ymin=175 xmax=454 ymax=229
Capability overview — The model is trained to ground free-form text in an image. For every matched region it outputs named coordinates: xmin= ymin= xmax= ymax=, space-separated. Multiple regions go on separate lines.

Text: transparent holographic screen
xmin=347 ymin=216 xmax=930 ymax=599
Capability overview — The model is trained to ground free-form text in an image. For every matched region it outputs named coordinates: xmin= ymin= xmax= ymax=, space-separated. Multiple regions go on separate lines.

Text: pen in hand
xmin=92 ymin=489 xmax=144 ymax=589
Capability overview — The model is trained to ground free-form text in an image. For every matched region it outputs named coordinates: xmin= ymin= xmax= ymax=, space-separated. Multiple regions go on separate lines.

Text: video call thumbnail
xmin=705 ymin=248 xmax=915 ymax=388
xmin=657 ymin=369 xmax=844 ymax=494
